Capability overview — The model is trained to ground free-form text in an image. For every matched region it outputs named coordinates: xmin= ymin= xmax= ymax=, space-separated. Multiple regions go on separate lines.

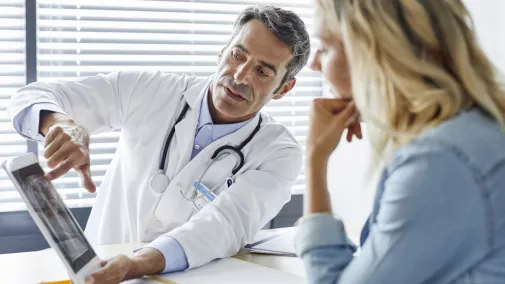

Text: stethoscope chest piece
xmin=150 ymin=171 xmax=170 ymax=193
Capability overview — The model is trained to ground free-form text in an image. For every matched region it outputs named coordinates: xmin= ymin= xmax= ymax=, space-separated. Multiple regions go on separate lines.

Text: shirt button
xmin=194 ymin=145 xmax=200 ymax=150
xmin=28 ymin=129 xmax=32 ymax=135
xmin=206 ymin=125 xmax=212 ymax=130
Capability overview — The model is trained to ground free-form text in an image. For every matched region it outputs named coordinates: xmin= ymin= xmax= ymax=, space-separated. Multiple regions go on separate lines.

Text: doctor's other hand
xmin=306 ymin=98 xmax=361 ymax=162
xmin=85 ymin=248 xmax=166 ymax=284
xmin=85 ymin=255 xmax=131 ymax=284
xmin=40 ymin=111 xmax=96 ymax=193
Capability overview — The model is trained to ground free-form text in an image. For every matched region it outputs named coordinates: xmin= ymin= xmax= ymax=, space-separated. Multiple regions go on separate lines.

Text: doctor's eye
xmin=232 ymin=50 xmax=245 ymax=61
xmin=258 ymin=68 xmax=268 ymax=78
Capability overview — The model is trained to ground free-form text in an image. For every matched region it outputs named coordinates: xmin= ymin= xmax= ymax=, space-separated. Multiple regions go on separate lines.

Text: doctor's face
xmin=210 ymin=19 xmax=296 ymax=123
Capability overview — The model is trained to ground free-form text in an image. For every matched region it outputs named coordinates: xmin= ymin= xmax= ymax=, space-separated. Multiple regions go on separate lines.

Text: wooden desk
xmin=0 ymin=242 xmax=304 ymax=283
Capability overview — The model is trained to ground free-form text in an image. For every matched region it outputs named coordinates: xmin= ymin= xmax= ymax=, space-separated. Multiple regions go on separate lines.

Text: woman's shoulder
xmin=381 ymin=108 xmax=505 ymax=254
xmin=392 ymin=108 xmax=505 ymax=178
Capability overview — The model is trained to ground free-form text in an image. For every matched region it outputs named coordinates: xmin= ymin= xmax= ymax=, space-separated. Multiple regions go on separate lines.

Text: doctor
xmin=9 ymin=5 xmax=310 ymax=283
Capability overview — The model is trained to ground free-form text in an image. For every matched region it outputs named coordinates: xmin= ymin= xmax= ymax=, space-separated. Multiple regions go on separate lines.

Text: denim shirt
xmin=295 ymin=108 xmax=505 ymax=284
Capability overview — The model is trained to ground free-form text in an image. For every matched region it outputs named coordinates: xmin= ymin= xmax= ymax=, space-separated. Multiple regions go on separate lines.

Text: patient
xmin=296 ymin=0 xmax=505 ymax=283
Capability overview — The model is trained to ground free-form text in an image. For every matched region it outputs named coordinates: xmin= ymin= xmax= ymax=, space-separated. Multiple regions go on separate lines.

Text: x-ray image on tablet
xmin=12 ymin=163 xmax=96 ymax=273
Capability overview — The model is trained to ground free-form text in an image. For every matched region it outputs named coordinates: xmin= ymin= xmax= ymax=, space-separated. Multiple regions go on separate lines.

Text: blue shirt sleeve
xmin=12 ymin=103 xmax=65 ymax=142
xmin=144 ymin=235 xmax=189 ymax=274
xmin=295 ymin=148 xmax=489 ymax=284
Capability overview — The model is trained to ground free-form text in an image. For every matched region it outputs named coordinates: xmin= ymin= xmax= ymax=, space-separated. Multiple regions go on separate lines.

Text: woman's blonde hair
xmin=315 ymin=0 xmax=505 ymax=164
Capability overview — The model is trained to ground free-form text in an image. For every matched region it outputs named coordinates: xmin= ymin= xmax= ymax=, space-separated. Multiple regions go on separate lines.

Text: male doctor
xmin=9 ymin=5 xmax=310 ymax=283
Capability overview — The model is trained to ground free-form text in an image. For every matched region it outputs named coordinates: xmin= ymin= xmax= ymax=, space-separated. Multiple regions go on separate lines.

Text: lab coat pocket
xmin=191 ymin=154 xmax=237 ymax=208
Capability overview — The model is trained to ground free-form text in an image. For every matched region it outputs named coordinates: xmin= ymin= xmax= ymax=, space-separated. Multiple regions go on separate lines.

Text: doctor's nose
xmin=233 ymin=63 xmax=252 ymax=86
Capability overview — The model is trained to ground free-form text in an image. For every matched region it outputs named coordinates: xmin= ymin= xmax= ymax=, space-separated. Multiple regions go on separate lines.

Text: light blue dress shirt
xmin=190 ymin=90 xmax=251 ymax=159
xmin=13 ymin=102 xmax=67 ymax=142
xmin=12 ymin=86 xmax=251 ymax=274
xmin=295 ymin=108 xmax=505 ymax=284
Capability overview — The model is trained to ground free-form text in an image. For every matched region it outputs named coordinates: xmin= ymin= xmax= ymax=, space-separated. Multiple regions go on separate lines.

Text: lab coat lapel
xmin=154 ymin=104 xmax=263 ymax=235
xmin=172 ymin=78 xmax=211 ymax=173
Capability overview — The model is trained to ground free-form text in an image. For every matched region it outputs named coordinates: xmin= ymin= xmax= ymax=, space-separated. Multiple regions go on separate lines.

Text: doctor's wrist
xmin=127 ymin=248 xmax=166 ymax=279
xmin=39 ymin=111 xmax=76 ymax=137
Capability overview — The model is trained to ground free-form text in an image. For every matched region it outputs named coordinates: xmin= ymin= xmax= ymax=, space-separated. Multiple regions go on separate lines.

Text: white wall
xmin=326 ymin=133 xmax=375 ymax=243
xmin=326 ymin=1 xmax=505 ymax=244
xmin=464 ymin=0 xmax=505 ymax=72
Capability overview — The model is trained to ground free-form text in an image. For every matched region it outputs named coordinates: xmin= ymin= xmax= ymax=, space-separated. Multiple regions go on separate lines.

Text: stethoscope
xmin=149 ymin=102 xmax=263 ymax=194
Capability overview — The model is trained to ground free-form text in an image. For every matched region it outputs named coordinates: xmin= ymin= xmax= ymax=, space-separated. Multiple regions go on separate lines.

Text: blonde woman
xmin=296 ymin=0 xmax=505 ymax=283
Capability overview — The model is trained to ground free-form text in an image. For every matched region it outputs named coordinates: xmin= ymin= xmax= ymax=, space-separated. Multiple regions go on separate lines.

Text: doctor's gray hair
xmin=229 ymin=6 xmax=311 ymax=83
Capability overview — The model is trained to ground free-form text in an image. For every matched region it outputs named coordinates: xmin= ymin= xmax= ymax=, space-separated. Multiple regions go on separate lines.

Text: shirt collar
xmin=197 ymin=86 xmax=213 ymax=129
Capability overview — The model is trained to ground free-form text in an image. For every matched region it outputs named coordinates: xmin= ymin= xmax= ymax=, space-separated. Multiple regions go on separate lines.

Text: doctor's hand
xmin=85 ymin=255 xmax=132 ymax=284
xmin=41 ymin=112 xmax=96 ymax=193
xmin=85 ymin=248 xmax=166 ymax=284
xmin=306 ymin=98 xmax=361 ymax=162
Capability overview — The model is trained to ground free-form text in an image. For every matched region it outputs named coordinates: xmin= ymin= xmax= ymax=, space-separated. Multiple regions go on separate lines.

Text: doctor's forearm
xmin=305 ymin=154 xmax=332 ymax=214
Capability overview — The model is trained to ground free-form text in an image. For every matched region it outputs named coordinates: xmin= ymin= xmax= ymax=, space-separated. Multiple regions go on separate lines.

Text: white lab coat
xmin=9 ymin=71 xmax=303 ymax=269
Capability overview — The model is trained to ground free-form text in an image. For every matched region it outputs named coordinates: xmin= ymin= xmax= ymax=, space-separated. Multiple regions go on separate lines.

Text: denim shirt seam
xmin=393 ymin=137 xmax=495 ymax=249
xmin=486 ymin=158 xmax=505 ymax=178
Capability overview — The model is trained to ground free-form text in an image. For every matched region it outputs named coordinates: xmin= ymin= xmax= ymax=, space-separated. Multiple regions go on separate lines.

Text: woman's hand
xmin=306 ymin=98 xmax=361 ymax=162
xmin=304 ymin=98 xmax=361 ymax=214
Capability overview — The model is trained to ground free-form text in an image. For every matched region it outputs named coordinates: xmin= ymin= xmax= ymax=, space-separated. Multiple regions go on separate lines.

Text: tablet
xmin=2 ymin=153 xmax=101 ymax=284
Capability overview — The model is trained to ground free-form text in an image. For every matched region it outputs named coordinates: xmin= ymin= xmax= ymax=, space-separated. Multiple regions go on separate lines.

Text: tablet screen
xmin=12 ymin=163 xmax=97 ymax=273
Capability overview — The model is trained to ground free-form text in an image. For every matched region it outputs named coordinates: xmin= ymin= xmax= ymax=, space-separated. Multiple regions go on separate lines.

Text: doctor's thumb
xmin=77 ymin=166 xmax=96 ymax=193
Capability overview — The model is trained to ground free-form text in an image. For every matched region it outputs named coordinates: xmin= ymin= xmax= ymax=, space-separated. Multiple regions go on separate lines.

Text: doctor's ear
xmin=273 ymin=78 xmax=296 ymax=100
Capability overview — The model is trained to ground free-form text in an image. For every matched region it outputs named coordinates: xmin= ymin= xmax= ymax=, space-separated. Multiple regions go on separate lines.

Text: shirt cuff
xmin=17 ymin=103 xmax=65 ymax=142
xmin=294 ymin=213 xmax=357 ymax=257
xmin=142 ymin=235 xmax=189 ymax=274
